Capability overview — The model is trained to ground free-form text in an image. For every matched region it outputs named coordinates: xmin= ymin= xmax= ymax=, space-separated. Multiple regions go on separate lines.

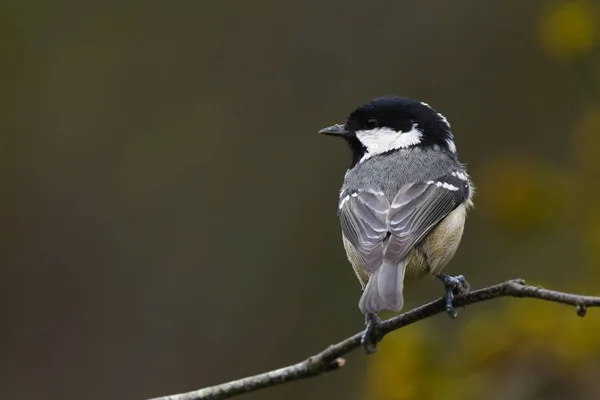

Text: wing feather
xmin=339 ymin=192 xmax=389 ymax=272
xmin=385 ymin=175 xmax=468 ymax=263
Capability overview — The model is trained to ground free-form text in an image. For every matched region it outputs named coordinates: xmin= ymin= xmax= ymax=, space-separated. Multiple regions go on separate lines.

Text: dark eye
xmin=366 ymin=119 xmax=379 ymax=129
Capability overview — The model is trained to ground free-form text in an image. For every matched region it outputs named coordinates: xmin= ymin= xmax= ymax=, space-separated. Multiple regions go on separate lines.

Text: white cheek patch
xmin=356 ymin=124 xmax=423 ymax=162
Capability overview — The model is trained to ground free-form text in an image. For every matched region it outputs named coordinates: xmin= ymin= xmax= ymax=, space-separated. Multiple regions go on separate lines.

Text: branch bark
xmin=149 ymin=279 xmax=600 ymax=400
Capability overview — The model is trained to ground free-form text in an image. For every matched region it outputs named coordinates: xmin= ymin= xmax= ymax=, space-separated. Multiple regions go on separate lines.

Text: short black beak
xmin=319 ymin=124 xmax=349 ymax=137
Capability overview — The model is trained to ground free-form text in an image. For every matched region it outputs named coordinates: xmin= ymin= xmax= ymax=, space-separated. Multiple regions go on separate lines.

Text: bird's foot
xmin=361 ymin=313 xmax=382 ymax=354
xmin=436 ymin=273 xmax=470 ymax=318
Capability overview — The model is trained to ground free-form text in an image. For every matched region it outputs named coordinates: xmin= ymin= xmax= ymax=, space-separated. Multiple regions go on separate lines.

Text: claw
xmin=361 ymin=313 xmax=382 ymax=354
xmin=436 ymin=273 xmax=470 ymax=318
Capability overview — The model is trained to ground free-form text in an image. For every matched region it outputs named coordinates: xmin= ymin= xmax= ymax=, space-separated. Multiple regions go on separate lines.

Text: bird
xmin=319 ymin=95 xmax=474 ymax=353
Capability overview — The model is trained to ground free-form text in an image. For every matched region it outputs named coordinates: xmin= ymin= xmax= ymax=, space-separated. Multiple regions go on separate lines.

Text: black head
xmin=319 ymin=96 xmax=456 ymax=167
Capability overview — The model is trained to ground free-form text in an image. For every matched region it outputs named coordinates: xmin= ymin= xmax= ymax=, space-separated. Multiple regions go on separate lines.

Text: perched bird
xmin=319 ymin=96 xmax=474 ymax=353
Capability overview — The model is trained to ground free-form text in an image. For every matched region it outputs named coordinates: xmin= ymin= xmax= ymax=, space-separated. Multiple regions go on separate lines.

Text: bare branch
xmin=148 ymin=279 xmax=600 ymax=400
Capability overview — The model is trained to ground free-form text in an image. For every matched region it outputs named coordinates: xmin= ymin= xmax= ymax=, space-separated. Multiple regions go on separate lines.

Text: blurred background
xmin=2 ymin=0 xmax=600 ymax=399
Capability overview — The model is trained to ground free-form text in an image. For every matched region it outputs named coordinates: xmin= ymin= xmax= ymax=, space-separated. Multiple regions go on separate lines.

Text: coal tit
xmin=320 ymin=96 xmax=474 ymax=353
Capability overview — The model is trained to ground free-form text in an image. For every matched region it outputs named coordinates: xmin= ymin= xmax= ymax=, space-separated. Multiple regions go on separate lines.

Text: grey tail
xmin=359 ymin=261 xmax=406 ymax=314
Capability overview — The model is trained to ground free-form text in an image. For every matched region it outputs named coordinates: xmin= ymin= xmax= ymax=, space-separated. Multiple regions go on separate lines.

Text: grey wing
xmin=340 ymin=173 xmax=469 ymax=315
xmin=339 ymin=192 xmax=390 ymax=273
xmin=384 ymin=173 xmax=470 ymax=264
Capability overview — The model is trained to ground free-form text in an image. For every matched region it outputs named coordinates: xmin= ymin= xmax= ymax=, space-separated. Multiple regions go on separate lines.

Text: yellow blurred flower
xmin=539 ymin=0 xmax=597 ymax=60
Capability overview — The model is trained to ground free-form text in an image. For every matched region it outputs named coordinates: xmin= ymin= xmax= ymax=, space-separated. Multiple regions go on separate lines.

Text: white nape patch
xmin=427 ymin=181 xmax=459 ymax=191
xmin=438 ymin=112 xmax=451 ymax=128
xmin=421 ymin=102 xmax=451 ymax=128
xmin=446 ymin=138 xmax=457 ymax=153
xmin=451 ymin=171 xmax=468 ymax=181
xmin=356 ymin=124 xmax=423 ymax=163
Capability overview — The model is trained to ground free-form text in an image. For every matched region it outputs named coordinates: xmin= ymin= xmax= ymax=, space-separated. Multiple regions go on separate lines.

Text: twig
xmin=148 ymin=279 xmax=600 ymax=400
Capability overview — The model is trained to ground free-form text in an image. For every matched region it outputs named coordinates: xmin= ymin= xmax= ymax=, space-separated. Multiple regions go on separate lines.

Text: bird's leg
xmin=436 ymin=273 xmax=470 ymax=318
xmin=361 ymin=313 xmax=382 ymax=354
